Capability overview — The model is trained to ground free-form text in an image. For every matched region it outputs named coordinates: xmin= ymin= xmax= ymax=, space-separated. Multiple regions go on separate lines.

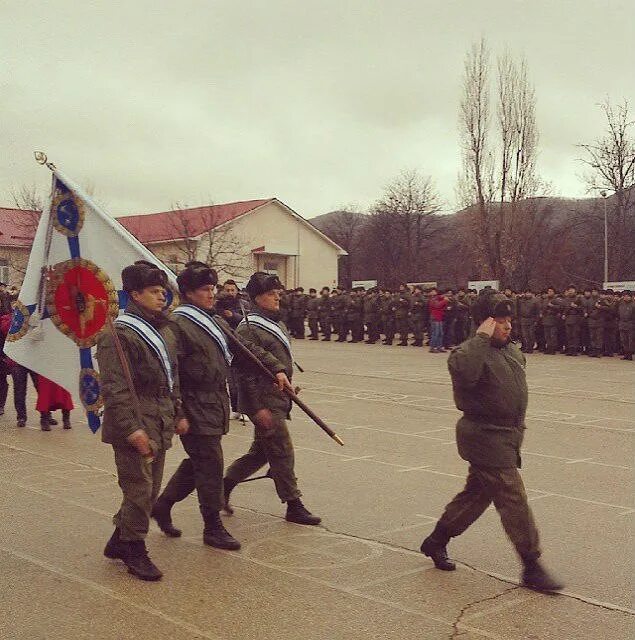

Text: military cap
xmin=121 ymin=261 xmax=168 ymax=293
xmin=176 ymin=261 xmax=218 ymax=295
xmin=244 ymin=271 xmax=284 ymax=298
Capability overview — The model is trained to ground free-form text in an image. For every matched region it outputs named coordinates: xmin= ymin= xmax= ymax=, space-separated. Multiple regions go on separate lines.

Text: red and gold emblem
xmin=46 ymin=258 xmax=118 ymax=348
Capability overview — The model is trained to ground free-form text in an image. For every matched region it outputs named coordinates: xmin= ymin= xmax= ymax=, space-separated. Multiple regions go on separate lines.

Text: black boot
xmin=203 ymin=511 xmax=241 ymax=550
xmin=285 ymin=498 xmax=321 ymax=525
xmin=103 ymin=527 xmax=126 ymax=560
xmin=62 ymin=410 xmax=71 ymax=429
xmin=521 ymin=558 xmax=563 ymax=592
xmin=151 ymin=498 xmax=182 ymax=537
xmin=40 ymin=413 xmax=51 ymax=432
xmin=420 ymin=523 xmax=456 ymax=571
xmin=222 ymin=478 xmax=237 ymax=515
xmin=123 ymin=540 xmax=163 ymax=581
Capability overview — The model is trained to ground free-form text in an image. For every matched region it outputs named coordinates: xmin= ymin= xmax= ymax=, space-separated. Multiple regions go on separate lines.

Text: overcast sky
xmin=2 ymin=0 xmax=633 ymax=218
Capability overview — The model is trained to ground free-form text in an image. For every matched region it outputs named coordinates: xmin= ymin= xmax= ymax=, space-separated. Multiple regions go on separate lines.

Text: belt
xmin=463 ymin=413 xmax=523 ymax=428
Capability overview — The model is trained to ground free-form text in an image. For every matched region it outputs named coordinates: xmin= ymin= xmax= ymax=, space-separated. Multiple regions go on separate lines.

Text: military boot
xmin=285 ymin=499 xmax=321 ymax=525
xmin=202 ymin=511 xmax=241 ymax=550
xmin=62 ymin=410 xmax=72 ymax=429
xmin=222 ymin=477 xmax=237 ymax=515
xmin=151 ymin=497 xmax=182 ymax=537
xmin=521 ymin=559 xmax=563 ymax=592
xmin=40 ymin=413 xmax=51 ymax=432
xmin=420 ymin=523 xmax=456 ymax=571
xmin=122 ymin=540 xmax=163 ymax=581
xmin=103 ymin=527 xmax=126 ymax=560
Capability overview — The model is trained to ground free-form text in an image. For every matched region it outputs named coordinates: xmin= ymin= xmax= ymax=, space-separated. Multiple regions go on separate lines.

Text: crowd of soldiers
xmin=278 ymin=284 xmax=635 ymax=360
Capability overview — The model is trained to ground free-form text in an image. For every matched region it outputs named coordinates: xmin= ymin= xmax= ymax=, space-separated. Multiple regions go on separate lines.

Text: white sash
xmin=238 ymin=313 xmax=292 ymax=356
xmin=115 ymin=313 xmax=174 ymax=392
xmin=172 ymin=305 xmax=233 ymax=366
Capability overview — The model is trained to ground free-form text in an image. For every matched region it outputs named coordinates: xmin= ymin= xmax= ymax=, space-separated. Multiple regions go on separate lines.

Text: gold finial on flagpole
xmin=34 ymin=151 xmax=56 ymax=170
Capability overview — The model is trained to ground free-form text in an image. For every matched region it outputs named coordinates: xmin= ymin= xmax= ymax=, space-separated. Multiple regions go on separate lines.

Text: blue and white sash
xmin=238 ymin=313 xmax=292 ymax=356
xmin=172 ymin=304 xmax=233 ymax=366
xmin=115 ymin=312 xmax=174 ymax=392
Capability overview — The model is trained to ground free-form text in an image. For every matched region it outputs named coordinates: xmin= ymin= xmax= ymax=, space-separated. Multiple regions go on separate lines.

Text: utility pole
xmin=600 ymin=190 xmax=609 ymax=284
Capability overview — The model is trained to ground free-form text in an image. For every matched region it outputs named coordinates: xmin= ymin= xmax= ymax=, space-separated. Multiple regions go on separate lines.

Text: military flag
xmin=5 ymin=162 xmax=175 ymax=432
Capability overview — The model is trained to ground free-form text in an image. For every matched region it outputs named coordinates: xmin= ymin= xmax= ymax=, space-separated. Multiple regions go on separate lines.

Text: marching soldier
xmin=224 ymin=272 xmax=322 ymax=525
xmin=518 ymin=288 xmax=540 ymax=353
xmin=151 ymin=262 xmax=292 ymax=550
xmin=306 ymin=288 xmax=320 ymax=340
xmin=98 ymin=261 xmax=187 ymax=581
xmin=419 ymin=290 xmax=563 ymax=593
xmin=318 ymin=287 xmax=333 ymax=341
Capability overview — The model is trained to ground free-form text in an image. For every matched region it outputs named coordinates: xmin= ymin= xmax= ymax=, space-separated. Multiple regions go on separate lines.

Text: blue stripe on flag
xmin=67 ymin=236 xmax=81 ymax=258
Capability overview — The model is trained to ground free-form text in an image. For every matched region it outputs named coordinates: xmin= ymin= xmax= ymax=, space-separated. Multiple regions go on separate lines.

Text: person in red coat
xmin=36 ymin=376 xmax=74 ymax=431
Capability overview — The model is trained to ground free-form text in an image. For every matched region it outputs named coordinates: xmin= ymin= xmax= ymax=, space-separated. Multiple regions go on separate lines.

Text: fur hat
xmin=176 ymin=261 xmax=218 ymax=295
xmin=121 ymin=261 xmax=168 ymax=293
xmin=471 ymin=289 xmax=513 ymax=324
xmin=244 ymin=272 xmax=284 ymax=298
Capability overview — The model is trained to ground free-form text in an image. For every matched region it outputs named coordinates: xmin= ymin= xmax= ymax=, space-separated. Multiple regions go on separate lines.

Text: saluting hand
xmin=476 ymin=317 xmax=497 ymax=337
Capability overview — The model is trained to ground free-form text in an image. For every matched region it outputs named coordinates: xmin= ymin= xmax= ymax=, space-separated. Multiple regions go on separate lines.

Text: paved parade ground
xmin=1 ymin=341 xmax=633 ymax=640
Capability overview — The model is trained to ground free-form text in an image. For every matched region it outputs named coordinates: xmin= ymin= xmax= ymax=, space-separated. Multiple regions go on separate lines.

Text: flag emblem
xmin=7 ymin=300 xmax=31 ymax=342
xmin=52 ymin=190 xmax=85 ymax=237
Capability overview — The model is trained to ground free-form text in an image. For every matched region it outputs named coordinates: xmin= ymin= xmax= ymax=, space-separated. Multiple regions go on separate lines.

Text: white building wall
xmin=197 ymin=201 xmax=340 ymax=291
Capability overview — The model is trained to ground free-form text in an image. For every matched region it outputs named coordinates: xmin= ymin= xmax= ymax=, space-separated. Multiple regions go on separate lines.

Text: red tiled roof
xmin=0 ymin=207 xmax=41 ymax=247
xmin=117 ymin=199 xmax=273 ymax=243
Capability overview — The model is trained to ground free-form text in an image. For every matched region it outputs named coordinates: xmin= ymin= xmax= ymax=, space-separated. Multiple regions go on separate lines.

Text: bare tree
xmin=4 ymin=185 xmax=44 ymax=277
xmin=322 ymin=206 xmax=365 ymax=288
xmin=578 ymin=99 xmax=635 ymax=279
xmin=367 ymin=169 xmax=441 ymax=286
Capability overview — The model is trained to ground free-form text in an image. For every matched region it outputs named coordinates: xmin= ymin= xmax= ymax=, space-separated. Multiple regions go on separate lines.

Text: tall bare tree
xmin=367 ymin=169 xmax=441 ymax=286
xmin=578 ymin=99 xmax=635 ymax=279
xmin=322 ymin=206 xmax=365 ymax=288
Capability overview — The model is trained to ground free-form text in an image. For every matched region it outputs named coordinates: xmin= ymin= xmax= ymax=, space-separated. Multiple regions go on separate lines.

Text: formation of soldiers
xmin=280 ymin=284 xmax=635 ymax=360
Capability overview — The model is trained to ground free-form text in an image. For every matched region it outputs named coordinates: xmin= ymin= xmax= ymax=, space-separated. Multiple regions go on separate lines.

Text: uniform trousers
xmin=112 ymin=445 xmax=166 ymax=542
xmin=565 ymin=323 xmax=581 ymax=353
xmin=619 ymin=328 xmax=634 ymax=355
xmin=543 ymin=324 xmax=559 ymax=353
xmin=589 ymin=325 xmax=604 ymax=355
xmin=520 ymin=321 xmax=536 ymax=351
xmin=308 ymin=317 xmax=319 ymax=338
xmin=319 ymin=316 xmax=331 ymax=339
xmin=438 ymin=464 xmax=541 ymax=560
xmin=159 ymin=434 xmax=224 ymax=514
xmin=225 ymin=416 xmax=301 ymax=503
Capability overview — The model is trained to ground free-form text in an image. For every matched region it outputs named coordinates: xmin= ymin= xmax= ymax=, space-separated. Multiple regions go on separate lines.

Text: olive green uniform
xmin=410 ymin=293 xmax=426 ymax=345
xmin=518 ymin=297 xmax=540 ymax=352
xmin=225 ymin=312 xmax=300 ymax=502
xmin=541 ymin=296 xmax=562 ymax=354
xmin=395 ymin=292 xmax=411 ymax=345
xmin=618 ymin=300 xmax=635 ymax=357
xmin=363 ymin=292 xmax=381 ymax=343
xmin=435 ymin=334 xmax=541 ymax=561
xmin=562 ymin=294 xmax=583 ymax=354
xmin=306 ymin=296 xmax=320 ymax=339
xmin=158 ymin=310 xmax=286 ymax=516
xmin=97 ymin=302 xmax=181 ymax=542
xmin=587 ymin=297 xmax=605 ymax=356
xmin=318 ymin=293 xmax=333 ymax=340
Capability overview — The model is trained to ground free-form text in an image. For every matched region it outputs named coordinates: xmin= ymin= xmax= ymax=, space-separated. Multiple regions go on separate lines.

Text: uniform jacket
xmin=97 ymin=301 xmax=181 ymax=452
xmin=448 ymin=334 xmax=528 ymax=468
xmin=173 ymin=309 xmax=286 ymax=436
xmin=306 ymin=296 xmax=320 ymax=319
xmin=518 ymin=298 xmax=540 ymax=321
xmin=618 ymin=300 xmax=635 ymax=330
xmin=562 ymin=294 xmax=583 ymax=325
xmin=541 ymin=297 xmax=562 ymax=326
xmin=234 ymin=310 xmax=293 ymax=418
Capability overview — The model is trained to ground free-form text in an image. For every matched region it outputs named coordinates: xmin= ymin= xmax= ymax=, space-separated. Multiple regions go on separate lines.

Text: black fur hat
xmin=176 ymin=261 xmax=218 ymax=295
xmin=121 ymin=261 xmax=168 ymax=293
xmin=245 ymin=271 xmax=284 ymax=298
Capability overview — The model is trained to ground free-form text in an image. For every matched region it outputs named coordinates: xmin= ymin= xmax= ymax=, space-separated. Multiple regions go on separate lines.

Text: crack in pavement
xmin=448 ymin=587 xmax=520 ymax=639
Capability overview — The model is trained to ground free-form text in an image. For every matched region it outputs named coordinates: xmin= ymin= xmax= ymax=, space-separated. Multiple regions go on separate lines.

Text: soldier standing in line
xmin=318 ymin=287 xmax=333 ymax=341
xmin=617 ymin=290 xmax=634 ymax=360
xmin=580 ymin=288 xmax=594 ymax=354
xmin=306 ymin=288 xmax=320 ymax=340
xmin=335 ymin=288 xmax=351 ymax=342
xmin=381 ymin=289 xmax=397 ymax=345
xmin=541 ymin=287 xmax=561 ymax=355
xmin=587 ymin=290 xmax=606 ymax=357
xmin=562 ymin=285 xmax=583 ymax=356
xmin=453 ymin=289 xmax=470 ymax=346
xmin=410 ymin=286 xmax=426 ymax=347
xmin=151 ymin=263 xmax=292 ymax=550
xmin=419 ymin=290 xmax=563 ymax=593
xmin=603 ymin=290 xmax=619 ymax=356
xmin=279 ymin=290 xmax=290 ymax=327
xmin=223 ymin=272 xmax=321 ymax=525
xmin=347 ymin=288 xmax=364 ymax=343
xmin=288 ymin=287 xmax=307 ymax=339
xmin=363 ymin=287 xmax=381 ymax=344
xmin=518 ymin=288 xmax=540 ymax=353
xmin=395 ymin=284 xmax=411 ymax=346
xmin=99 ymin=261 xmax=188 ymax=581
xmin=443 ymin=289 xmax=456 ymax=349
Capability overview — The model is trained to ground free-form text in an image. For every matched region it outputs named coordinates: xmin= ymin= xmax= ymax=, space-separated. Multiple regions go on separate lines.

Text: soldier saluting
xmin=419 ymin=289 xmax=563 ymax=593
xmin=151 ymin=262 xmax=292 ymax=550
xmin=223 ymin=272 xmax=322 ymax=525
xmin=98 ymin=261 xmax=188 ymax=581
